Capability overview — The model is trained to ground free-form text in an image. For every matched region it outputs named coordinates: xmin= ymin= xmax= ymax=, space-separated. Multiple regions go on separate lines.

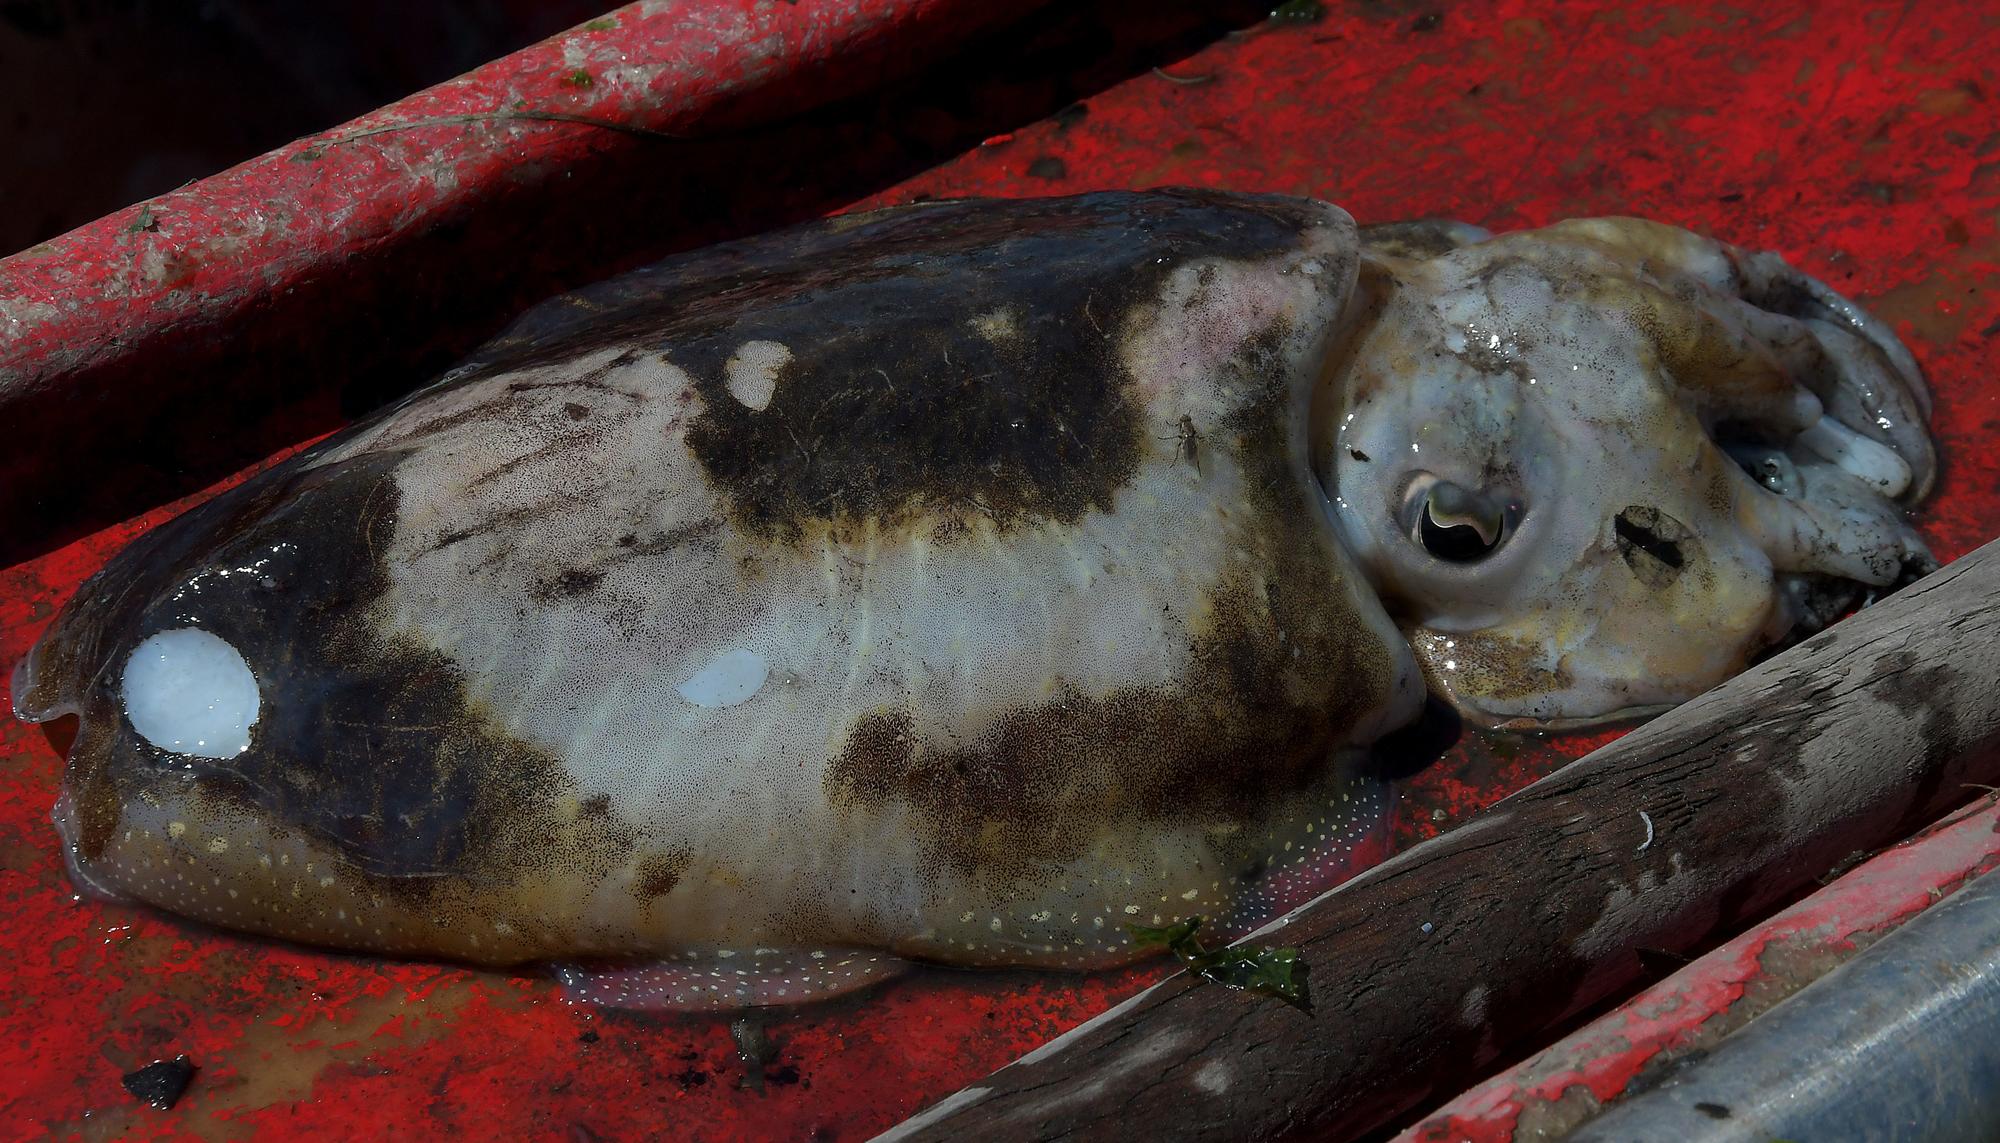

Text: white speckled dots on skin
xmin=1216 ymin=775 xmax=1394 ymax=932
xmin=552 ymin=948 xmax=910 ymax=1010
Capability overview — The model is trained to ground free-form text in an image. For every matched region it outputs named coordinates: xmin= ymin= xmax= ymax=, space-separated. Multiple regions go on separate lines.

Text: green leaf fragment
xmin=565 ymin=69 xmax=596 ymax=89
xmin=582 ymin=17 xmax=617 ymax=31
xmin=1128 ymin=916 xmax=1312 ymax=1013
xmin=1128 ymin=917 xmax=1203 ymax=950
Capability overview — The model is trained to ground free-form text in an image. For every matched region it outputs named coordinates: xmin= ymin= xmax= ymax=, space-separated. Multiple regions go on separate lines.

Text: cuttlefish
xmin=11 ymin=191 xmax=1934 ymax=1009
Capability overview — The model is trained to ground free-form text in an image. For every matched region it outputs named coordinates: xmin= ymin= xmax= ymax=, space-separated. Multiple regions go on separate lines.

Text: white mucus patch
xmin=122 ymin=628 xmax=261 ymax=758
xmin=723 ymin=340 xmax=790 ymax=411
xmin=676 ymin=648 xmax=770 ymax=708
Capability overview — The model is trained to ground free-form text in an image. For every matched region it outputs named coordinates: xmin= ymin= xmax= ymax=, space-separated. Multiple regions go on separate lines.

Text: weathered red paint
xmin=2 ymin=2 xmax=1996 ymax=1141
xmin=1397 ymin=795 xmax=2000 ymax=1143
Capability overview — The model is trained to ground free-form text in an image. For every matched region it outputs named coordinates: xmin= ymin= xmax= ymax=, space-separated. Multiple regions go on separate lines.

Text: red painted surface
xmin=1397 ymin=795 xmax=2000 ymax=1143
xmin=3 ymin=2 xmax=1998 ymax=1141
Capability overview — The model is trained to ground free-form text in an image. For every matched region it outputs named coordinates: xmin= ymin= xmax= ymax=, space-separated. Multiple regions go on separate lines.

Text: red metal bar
xmin=1398 ymin=796 xmax=2000 ymax=1143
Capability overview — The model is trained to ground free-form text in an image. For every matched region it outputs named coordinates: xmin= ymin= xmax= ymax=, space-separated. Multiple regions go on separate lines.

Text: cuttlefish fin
xmin=550 ymin=948 xmax=913 ymax=1011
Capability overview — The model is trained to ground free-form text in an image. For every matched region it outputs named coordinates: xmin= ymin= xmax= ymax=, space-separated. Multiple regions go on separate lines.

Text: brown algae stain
xmin=1866 ymin=229 xmax=2000 ymax=346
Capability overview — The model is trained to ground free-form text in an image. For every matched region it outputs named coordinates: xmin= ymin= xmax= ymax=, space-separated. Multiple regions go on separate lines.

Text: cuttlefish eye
xmin=1402 ymin=474 xmax=1512 ymax=563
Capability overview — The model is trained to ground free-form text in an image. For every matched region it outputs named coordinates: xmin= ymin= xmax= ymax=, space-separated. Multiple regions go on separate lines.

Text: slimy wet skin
xmin=10 ymin=192 xmax=1933 ymax=1009
xmin=1329 ymin=217 xmax=1934 ymax=726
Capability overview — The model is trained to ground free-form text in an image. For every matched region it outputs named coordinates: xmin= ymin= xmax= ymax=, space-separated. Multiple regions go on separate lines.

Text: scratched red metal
xmin=2 ymin=2 xmax=1997 ymax=1141
xmin=1396 ymin=796 xmax=2000 ymax=1143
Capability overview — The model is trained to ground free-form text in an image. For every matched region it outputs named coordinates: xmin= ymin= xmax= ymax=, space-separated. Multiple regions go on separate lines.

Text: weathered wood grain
xmin=879 ymin=537 xmax=2000 ymax=1143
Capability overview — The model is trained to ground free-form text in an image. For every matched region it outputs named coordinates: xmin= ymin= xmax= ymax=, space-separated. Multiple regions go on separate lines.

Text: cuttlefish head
xmin=1321 ymin=217 xmax=1935 ymax=728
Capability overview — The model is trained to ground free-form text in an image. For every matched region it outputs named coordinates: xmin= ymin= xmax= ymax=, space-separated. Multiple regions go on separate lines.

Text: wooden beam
xmin=878 ymin=536 xmax=2000 ymax=1143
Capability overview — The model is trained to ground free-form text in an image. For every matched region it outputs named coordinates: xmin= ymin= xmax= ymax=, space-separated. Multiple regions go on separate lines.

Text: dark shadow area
xmin=1 ymin=0 xmax=623 ymax=256
xmin=37 ymin=712 xmax=78 ymax=758
xmin=1366 ymin=693 xmax=1463 ymax=782
xmin=2 ymin=0 xmax=1278 ymax=565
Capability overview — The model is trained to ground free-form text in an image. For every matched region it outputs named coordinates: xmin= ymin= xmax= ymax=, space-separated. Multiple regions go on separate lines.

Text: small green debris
xmin=126 ymin=205 xmax=159 ymax=233
xmin=565 ymin=69 xmax=596 ymax=89
xmin=582 ymin=17 xmax=618 ymax=31
xmin=1129 ymin=917 xmax=1312 ymax=1013
xmin=1270 ymin=0 xmax=1325 ymax=23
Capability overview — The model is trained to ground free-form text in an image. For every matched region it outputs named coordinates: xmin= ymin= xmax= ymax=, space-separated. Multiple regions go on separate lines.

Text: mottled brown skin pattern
xmin=28 ymin=453 xmax=638 ymax=939
xmin=470 ymin=190 xmax=1309 ymax=540
xmin=426 ymin=192 xmax=1395 ymax=882
xmin=825 ymin=356 xmax=1399 ymax=881
xmin=24 ymin=191 xmax=1401 ymax=967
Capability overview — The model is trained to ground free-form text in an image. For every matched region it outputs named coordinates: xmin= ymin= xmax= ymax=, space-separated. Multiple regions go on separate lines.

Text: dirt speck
xmin=122 ymin=1054 xmax=197 ymax=1110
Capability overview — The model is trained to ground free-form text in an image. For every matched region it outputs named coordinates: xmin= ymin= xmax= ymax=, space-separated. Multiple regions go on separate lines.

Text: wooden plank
xmin=879 ymin=537 xmax=2000 ymax=1143
xmin=1398 ymin=794 xmax=2000 ymax=1142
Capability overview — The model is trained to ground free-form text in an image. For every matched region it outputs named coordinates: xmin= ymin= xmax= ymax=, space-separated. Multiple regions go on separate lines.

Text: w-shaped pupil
xmin=1419 ymin=501 xmax=1500 ymax=562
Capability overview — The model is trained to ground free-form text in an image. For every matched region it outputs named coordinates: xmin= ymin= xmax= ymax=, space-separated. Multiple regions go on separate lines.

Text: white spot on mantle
xmin=676 ymin=649 xmax=770 ymax=708
xmin=724 ymin=340 xmax=791 ymax=411
xmin=122 ymin=628 xmax=260 ymax=758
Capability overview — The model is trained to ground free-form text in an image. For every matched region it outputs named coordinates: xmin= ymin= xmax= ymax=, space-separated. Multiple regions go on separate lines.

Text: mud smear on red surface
xmin=4 ymin=1 xmax=1998 ymax=1140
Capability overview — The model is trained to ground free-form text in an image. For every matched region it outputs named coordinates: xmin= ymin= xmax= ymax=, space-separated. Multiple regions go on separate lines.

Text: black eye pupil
xmin=1419 ymin=502 xmax=1500 ymax=562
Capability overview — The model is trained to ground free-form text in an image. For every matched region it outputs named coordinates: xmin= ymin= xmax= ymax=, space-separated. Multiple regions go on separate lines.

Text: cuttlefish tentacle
xmin=1733 ymin=246 xmax=1932 ymax=416
xmin=1333 ymin=212 xmax=1935 ymax=728
xmin=1619 ymin=286 xmax=1927 ymax=511
xmin=1543 ymin=217 xmax=1935 ymax=501
xmin=1737 ymin=456 xmax=1936 ymax=587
